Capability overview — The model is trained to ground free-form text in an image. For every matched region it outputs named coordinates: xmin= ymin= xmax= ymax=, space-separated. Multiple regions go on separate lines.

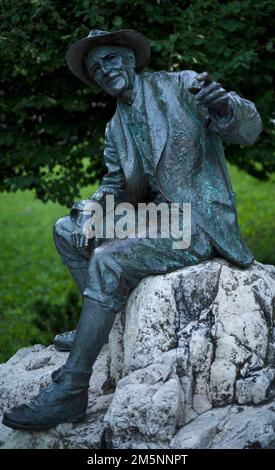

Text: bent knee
xmin=88 ymin=246 xmax=123 ymax=296
xmin=53 ymin=215 xmax=73 ymax=239
xmin=89 ymin=244 xmax=118 ymax=271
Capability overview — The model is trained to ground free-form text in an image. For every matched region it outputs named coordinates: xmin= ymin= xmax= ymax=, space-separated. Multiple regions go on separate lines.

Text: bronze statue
xmin=3 ymin=29 xmax=262 ymax=430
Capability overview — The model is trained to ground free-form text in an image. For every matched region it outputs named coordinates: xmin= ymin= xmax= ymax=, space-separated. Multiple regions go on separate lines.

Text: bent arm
xmin=71 ymin=122 xmax=126 ymax=217
xmin=89 ymin=123 xmax=125 ymax=206
xmin=177 ymin=70 xmax=263 ymax=145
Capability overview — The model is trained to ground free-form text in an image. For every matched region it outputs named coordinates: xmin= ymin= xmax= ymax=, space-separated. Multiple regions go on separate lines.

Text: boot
xmin=3 ymin=298 xmax=116 ymax=431
xmin=54 ymin=330 xmax=76 ymax=351
xmin=53 ymin=267 xmax=85 ymax=351
xmin=54 ymin=329 xmax=109 ymax=352
xmin=2 ymin=365 xmax=90 ymax=431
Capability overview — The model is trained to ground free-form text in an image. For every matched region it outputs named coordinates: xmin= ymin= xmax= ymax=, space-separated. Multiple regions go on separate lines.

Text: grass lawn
xmin=0 ymin=165 xmax=274 ymax=360
xmin=229 ymin=165 xmax=275 ymax=265
xmin=0 ymin=185 xmax=95 ymax=361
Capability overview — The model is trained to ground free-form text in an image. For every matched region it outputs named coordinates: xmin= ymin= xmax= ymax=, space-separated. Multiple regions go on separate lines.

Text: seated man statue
xmin=3 ymin=28 xmax=262 ymax=430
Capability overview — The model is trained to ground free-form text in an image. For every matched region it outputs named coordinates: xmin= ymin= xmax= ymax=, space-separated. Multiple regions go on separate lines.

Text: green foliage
xmin=0 ymin=184 xmax=94 ymax=362
xmin=1 ymin=0 xmax=274 ymax=206
xmin=0 ymin=305 xmax=38 ymax=363
xmin=0 ymin=288 xmax=81 ymax=362
xmin=32 ymin=287 xmax=81 ymax=346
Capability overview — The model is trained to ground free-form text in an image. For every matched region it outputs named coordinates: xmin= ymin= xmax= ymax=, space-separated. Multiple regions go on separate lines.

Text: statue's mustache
xmin=104 ymin=68 xmax=126 ymax=85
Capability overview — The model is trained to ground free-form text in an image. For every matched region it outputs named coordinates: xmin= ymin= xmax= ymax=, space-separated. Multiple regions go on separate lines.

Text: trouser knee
xmin=53 ymin=215 xmax=73 ymax=240
xmin=53 ymin=215 xmax=89 ymax=269
xmin=84 ymin=246 xmax=129 ymax=312
xmin=53 ymin=216 xmax=73 ymax=254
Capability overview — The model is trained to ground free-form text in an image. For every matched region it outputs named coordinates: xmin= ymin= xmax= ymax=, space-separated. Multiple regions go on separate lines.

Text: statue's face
xmin=85 ymin=45 xmax=136 ymax=97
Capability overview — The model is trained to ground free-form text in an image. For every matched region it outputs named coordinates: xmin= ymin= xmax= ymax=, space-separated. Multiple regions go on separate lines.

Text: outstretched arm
xmin=179 ymin=70 xmax=263 ymax=145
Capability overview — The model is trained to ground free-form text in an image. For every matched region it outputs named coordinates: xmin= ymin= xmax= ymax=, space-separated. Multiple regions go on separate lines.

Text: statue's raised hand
xmin=189 ymin=72 xmax=231 ymax=118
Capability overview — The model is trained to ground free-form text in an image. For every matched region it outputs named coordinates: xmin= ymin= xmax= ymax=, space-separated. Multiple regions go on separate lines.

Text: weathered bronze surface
xmin=3 ymin=29 xmax=262 ymax=431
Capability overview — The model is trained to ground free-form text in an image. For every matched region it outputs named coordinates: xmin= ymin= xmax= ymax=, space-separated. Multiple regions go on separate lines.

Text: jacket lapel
xmin=143 ymin=76 xmax=167 ymax=168
xmin=128 ymin=74 xmax=168 ymax=169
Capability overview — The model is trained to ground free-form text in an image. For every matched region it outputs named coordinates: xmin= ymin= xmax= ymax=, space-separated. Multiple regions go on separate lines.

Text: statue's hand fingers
xmin=208 ymin=95 xmax=231 ymax=116
xmin=196 ymin=71 xmax=212 ymax=85
xmin=78 ymin=234 xmax=89 ymax=248
xmin=71 ymin=233 xmax=77 ymax=246
xmin=75 ymin=233 xmax=80 ymax=248
xmin=189 ymin=72 xmax=213 ymax=95
xmin=209 ymin=94 xmax=229 ymax=107
xmin=199 ymin=88 xmax=227 ymax=107
xmin=78 ymin=235 xmax=85 ymax=248
xmin=195 ymin=82 xmax=221 ymax=104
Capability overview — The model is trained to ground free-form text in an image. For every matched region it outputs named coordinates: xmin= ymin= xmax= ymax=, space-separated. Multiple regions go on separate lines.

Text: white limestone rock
xmin=0 ymin=258 xmax=274 ymax=449
xmin=105 ymin=258 xmax=275 ymax=447
xmin=170 ymin=403 xmax=275 ymax=449
xmin=103 ymin=362 xmax=184 ymax=448
xmin=109 ymin=259 xmax=274 ymax=405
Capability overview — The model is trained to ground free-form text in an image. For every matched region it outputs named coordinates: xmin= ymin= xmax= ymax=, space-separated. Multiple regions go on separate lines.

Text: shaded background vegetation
xmin=1 ymin=0 xmax=275 ymax=205
xmin=0 ymin=0 xmax=274 ymax=361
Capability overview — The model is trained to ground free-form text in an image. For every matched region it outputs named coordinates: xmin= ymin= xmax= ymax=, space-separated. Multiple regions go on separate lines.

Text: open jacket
xmin=86 ymin=70 xmax=262 ymax=267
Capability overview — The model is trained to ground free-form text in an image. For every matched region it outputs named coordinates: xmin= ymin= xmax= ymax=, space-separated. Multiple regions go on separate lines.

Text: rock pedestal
xmin=0 ymin=259 xmax=274 ymax=449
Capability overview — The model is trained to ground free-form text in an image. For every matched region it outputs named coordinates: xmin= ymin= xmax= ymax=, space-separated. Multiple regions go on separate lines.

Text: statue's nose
xmin=100 ymin=62 xmax=110 ymax=76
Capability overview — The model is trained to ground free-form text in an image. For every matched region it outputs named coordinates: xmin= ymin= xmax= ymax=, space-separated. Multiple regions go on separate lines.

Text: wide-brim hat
xmin=66 ymin=29 xmax=151 ymax=87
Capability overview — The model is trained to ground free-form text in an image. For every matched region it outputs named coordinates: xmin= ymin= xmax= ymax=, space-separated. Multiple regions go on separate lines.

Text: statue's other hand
xmin=71 ymin=210 xmax=96 ymax=248
xmin=71 ymin=228 xmax=89 ymax=248
xmin=189 ymin=71 xmax=231 ymax=118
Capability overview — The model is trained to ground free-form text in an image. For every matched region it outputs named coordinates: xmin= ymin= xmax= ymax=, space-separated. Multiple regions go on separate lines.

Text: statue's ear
xmin=128 ymin=49 xmax=136 ymax=69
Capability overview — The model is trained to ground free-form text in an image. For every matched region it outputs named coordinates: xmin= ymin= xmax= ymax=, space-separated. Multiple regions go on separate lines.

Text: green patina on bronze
xmin=3 ymin=29 xmax=263 ymax=431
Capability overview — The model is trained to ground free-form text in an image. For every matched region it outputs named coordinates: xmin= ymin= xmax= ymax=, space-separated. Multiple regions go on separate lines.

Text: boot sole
xmin=54 ymin=344 xmax=72 ymax=352
xmin=2 ymin=413 xmax=86 ymax=431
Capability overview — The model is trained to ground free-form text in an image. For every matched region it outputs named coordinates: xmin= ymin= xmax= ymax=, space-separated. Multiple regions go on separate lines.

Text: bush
xmin=0 ymin=287 xmax=81 ymax=362
xmin=1 ymin=0 xmax=274 ymax=206
xmin=32 ymin=287 xmax=81 ymax=345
